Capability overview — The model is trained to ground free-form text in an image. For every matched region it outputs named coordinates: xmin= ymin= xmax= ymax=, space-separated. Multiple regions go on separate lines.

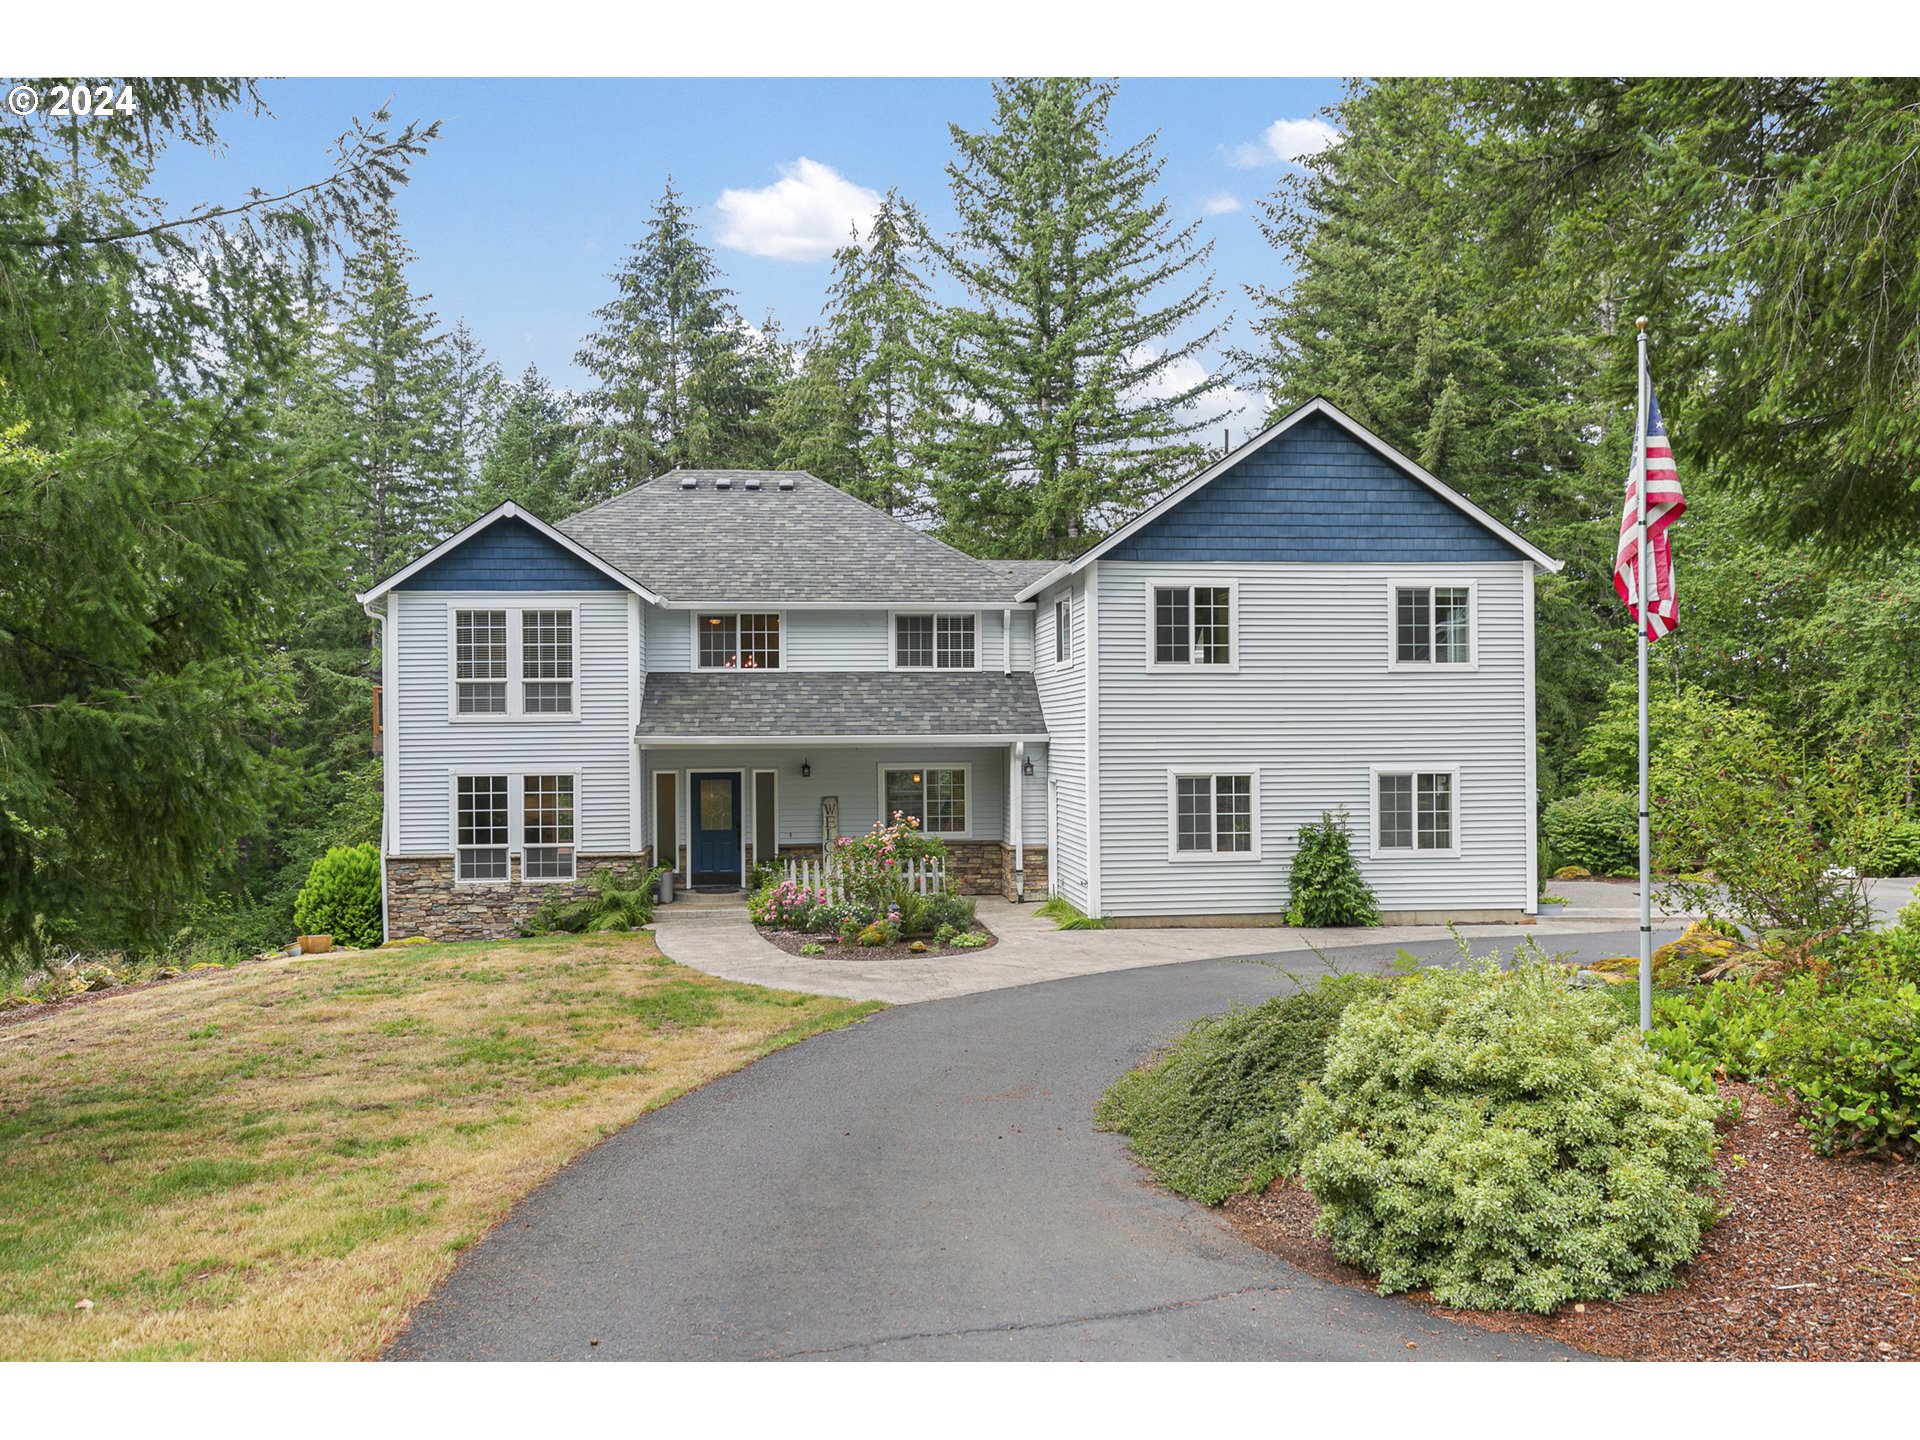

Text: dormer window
xmin=696 ymin=613 xmax=781 ymax=669
xmin=894 ymin=612 xmax=976 ymax=669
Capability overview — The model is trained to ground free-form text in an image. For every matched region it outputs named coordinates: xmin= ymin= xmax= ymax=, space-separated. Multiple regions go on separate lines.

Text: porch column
xmin=1010 ymin=740 xmax=1025 ymax=902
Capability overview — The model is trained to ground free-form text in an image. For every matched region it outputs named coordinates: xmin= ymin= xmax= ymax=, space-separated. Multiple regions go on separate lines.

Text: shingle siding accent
xmin=405 ymin=516 xmax=625 ymax=591
xmin=636 ymin=671 xmax=1047 ymax=739
xmin=1105 ymin=413 xmax=1527 ymax=566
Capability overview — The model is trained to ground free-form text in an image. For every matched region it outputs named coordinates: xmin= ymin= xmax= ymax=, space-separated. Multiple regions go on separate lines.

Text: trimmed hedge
xmin=1543 ymin=788 xmax=1638 ymax=876
xmin=292 ymin=843 xmax=382 ymax=949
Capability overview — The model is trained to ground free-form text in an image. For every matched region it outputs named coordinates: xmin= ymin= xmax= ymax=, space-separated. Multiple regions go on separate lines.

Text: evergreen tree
xmin=576 ymin=179 xmax=783 ymax=496
xmin=468 ymin=364 xmax=584 ymax=520
xmin=776 ymin=191 xmax=937 ymax=517
xmin=928 ymin=78 xmax=1234 ymax=558
xmin=444 ymin=319 xmax=504 ymax=495
xmin=0 ymin=84 xmax=433 ymax=968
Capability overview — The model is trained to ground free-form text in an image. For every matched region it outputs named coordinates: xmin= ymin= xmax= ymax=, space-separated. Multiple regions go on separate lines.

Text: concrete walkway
xmin=655 ymin=897 xmax=1669 ymax=1005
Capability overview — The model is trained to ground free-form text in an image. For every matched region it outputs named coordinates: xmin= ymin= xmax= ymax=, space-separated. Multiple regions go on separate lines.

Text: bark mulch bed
xmin=757 ymin=923 xmax=998 ymax=962
xmin=1222 ymin=1082 xmax=1920 ymax=1361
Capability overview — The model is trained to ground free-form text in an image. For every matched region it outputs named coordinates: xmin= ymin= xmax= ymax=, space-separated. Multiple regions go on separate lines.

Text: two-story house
xmin=358 ymin=397 xmax=1560 ymax=942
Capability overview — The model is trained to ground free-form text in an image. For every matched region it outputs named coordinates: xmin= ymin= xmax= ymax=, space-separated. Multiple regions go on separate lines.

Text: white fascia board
xmin=355 ymin=501 xmax=663 ymax=605
xmin=1020 ymin=397 xmax=1563 ymax=589
xmin=637 ymin=732 xmax=1052 ymax=747
xmin=653 ymin=598 xmax=1036 ymax=611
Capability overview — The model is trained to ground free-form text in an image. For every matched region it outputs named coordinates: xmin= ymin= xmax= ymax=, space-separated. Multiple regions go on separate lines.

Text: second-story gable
xmin=406 ymin=514 xmax=628 ymax=591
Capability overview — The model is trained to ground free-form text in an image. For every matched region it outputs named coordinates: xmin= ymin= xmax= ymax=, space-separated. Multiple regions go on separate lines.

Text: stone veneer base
xmin=386 ymin=851 xmax=653 ymax=944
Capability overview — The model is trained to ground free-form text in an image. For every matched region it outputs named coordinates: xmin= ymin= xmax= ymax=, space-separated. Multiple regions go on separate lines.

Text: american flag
xmin=1614 ymin=387 xmax=1687 ymax=641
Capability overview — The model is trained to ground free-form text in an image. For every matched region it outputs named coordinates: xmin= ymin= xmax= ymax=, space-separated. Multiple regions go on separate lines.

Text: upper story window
xmin=1054 ymin=597 xmax=1072 ymax=666
xmin=1390 ymin=583 xmax=1475 ymax=668
xmin=895 ymin=613 xmax=976 ymax=669
xmin=452 ymin=607 xmax=576 ymax=718
xmin=1150 ymin=583 xmax=1235 ymax=669
xmin=1373 ymin=767 xmax=1457 ymax=855
xmin=697 ymin=613 xmax=781 ymax=669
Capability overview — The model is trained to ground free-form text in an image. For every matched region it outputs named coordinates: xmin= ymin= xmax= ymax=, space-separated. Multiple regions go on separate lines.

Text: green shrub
xmin=523 ymin=865 xmax=666 ymax=935
xmin=1542 ymin=789 xmax=1638 ymax=877
xmin=1860 ymin=820 xmax=1920 ymax=878
xmin=1291 ymin=961 xmax=1720 ymax=1313
xmin=1034 ymin=895 xmax=1111 ymax=930
xmin=799 ymin=942 xmax=826 ymax=956
xmin=1096 ymin=973 xmax=1389 ymax=1204
xmin=919 ymin=891 xmax=976 ymax=936
xmin=933 ymin=923 xmax=958 ymax=946
xmin=291 ymin=843 xmax=382 ymax=949
xmin=855 ymin=920 xmax=890 ymax=947
xmin=1285 ymin=810 xmax=1379 ymax=927
xmin=949 ymin=931 xmax=991 ymax=949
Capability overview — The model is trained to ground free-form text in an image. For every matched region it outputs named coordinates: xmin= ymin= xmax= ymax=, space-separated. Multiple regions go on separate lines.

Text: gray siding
xmin=1034 ymin=575 xmax=1089 ymax=909
xmin=1092 ymin=559 xmax=1531 ymax=916
xmin=642 ymin=607 xmax=1028 ymax=674
xmin=392 ymin=588 xmax=636 ymax=855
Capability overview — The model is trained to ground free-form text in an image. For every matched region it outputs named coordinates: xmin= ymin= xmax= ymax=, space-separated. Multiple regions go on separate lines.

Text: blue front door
xmin=691 ymin=772 xmax=742 ymax=887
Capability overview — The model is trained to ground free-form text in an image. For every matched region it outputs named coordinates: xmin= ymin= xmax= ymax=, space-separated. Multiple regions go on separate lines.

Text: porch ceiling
xmin=636 ymin=671 xmax=1049 ymax=744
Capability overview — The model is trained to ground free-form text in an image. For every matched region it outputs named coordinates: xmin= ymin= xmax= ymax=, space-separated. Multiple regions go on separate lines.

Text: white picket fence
xmin=780 ymin=852 xmax=947 ymax=905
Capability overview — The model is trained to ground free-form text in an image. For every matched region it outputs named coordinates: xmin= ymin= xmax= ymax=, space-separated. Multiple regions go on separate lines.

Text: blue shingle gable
xmin=1106 ymin=413 xmax=1526 ymax=565
xmin=403 ymin=516 xmax=623 ymax=591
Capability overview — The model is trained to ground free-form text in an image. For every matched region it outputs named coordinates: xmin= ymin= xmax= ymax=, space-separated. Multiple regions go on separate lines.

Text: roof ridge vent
xmin=777 ymin=475 xmax=796 ymax=491
xmin=715 ymin=476 xmax=731 ymax=490
xmin=744 ymin=476 xmax=761 ymax=491
xmin=679 ymin=475 xmax=697 ymax=490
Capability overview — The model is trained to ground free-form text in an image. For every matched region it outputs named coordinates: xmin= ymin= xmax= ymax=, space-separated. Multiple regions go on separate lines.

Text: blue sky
xmin=151 ymin=77 xmax=1347 ymax=427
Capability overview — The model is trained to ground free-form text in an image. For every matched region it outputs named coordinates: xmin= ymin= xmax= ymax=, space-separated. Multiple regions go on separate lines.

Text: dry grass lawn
xmin=0 ymin=931 xmax=882 ymax=1359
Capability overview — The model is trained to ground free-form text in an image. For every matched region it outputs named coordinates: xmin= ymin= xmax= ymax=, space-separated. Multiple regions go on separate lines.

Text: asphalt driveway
xmin=388 ymin=927 xmax=1672 ymax=1361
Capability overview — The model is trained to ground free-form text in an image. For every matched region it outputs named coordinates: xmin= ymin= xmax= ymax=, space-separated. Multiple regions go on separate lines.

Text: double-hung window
xmin=894 ymin=613 xmax=976 ymax=669
xmin=455 ymin=775 xmax=510 ymax=880
xmin=453 ymin=771 xmax=578 ymax=882
xmin=881 ymin=766 xmax=969 ymax=836
xmin=1373 ymin=768 xmax=1457 ymax=855
xmin=522 ymin=774 xmax=576 ymax=880
xmin=1054 ymin=596 xmax=1072 ymax=665
xmin=1390 ymin=583 xmax=1474 ymax=668
xmin=454 ymin=610 xmax=509 ymax=714
xmin=696 ymin=613 xmax=781 ymax=669
xmin=1150 ymin=584 xmax=1235 ymax=668
xmin=452 ymin=607 xmax=577 ymax=717
xmin=1169 ymin=772 xmax=1257 ymax=859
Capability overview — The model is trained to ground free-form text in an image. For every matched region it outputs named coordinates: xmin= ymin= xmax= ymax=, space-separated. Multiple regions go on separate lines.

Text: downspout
xmin=361 ymin=595 xmax=391 ymax=946
xmin=1012 ymin=740 xmax=1025 ymax=901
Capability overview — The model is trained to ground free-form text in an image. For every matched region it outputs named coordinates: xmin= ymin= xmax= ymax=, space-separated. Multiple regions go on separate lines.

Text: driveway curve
xmin=386 ymin=934 xmax=1648 ymax=1361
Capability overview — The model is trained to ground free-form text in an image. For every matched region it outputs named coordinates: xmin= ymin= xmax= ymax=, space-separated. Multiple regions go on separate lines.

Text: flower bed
xmin=758 ymin=923 xmax=997 ymax=962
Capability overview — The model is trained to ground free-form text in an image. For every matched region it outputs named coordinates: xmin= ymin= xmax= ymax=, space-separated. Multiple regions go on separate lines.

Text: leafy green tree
xmin=576 ymin=179 xmax=785 ymax=496
xmin=0 ymin=82 xmax=432 ymax=970
xmin=776 ymin=191 xmax=937 ymax=517
xmin=929 ymin=78 xmax=1234 ymax=558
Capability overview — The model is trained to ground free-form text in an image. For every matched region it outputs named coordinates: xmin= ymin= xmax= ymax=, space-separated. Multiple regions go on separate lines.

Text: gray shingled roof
xmin=637 ymin=671 xmax=1048 ymax=740
xmin=557 ymin=470 xmax=1030 ymax=604
xmin=987 ymin=558 xmax=1066 ymax=589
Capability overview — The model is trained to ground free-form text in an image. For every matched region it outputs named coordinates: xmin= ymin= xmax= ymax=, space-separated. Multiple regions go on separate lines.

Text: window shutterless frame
xmin=875 ymin=762 xmax=972 ymax=838
xmin=1384 ymin=579 xmax=1479 ymax=672
xmin=689 ymin=610 xmax=785 ymax=670
xmin=1367 ymin=763 xmax=1462 ymax=858
xmin=1143 ymin=580 xmax=1239 ymax=672
xmin=1053 ymin=594 xmax=1073 ymax=668
xmin=1164 ymin=768 xmax=1261 ymax=861
xmin=445 ymin=604 xmax=582 ymax=721
xmin=449 ymin=767 xmax=584 ymax=883
xmin=887 ymin=611 xmax=982 ymax=671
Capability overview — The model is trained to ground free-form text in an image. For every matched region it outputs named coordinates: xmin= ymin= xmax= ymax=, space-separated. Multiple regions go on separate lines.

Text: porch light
xmin=801 ymin=759 xmax=811 ymax=778
xmin=1022 ymin=756 xmax=1035 ymax=777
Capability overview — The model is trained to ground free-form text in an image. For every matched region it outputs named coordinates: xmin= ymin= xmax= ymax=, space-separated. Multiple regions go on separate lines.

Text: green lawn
xmin=0 ymin=931 xmax=881 ymax=1359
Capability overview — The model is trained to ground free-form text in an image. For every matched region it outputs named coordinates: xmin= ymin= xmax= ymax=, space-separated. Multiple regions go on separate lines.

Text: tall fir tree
xmin=466 ymin=364 xmax=584 ymax=520
xmin=775 ymin=191 xmax=937 ymax=517
xmin=928 ymin=78 xmax=1234 ymax=558
xmin=443 ymin=319 xmax=504 ymax=496
xmin=575 ymin=179 xmax=785 ymax=497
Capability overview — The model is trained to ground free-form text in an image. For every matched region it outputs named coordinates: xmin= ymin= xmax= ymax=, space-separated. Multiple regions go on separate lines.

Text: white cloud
xmin=1201 ymin=191 xmax=1242 ymax=216
xmin=1125 ymin=346 xmax=1254 ymax=428
xmin=714 ymin=157 xmax=883 ymax=262
xmin=1228 ymin=116 xmax=1341 ymax=169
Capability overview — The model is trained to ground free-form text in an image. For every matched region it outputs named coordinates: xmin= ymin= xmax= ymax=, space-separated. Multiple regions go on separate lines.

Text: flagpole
xmin=1635 ymin=316 xmax=1653 ymax=1035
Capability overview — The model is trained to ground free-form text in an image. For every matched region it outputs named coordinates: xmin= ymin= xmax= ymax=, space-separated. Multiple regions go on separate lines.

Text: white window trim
xmin=448 ymin=767 xmax=583 ymax=884
xmin=888 ymin=610 xmax=983 ymax=672
xmin=875 ymin=762 xmax=974 ymax=839
xmin=1053 ymin=594 xmax=1074 ymax=669
xmin=1384 ymin=579 xmax=1479 ymax=672
xmin=1143 ymin=580 xmax=1241 ymax=673
xmin=689 ymin=609 xmax=786 ymax=671
xmin=446 ymin=603 xmax=582 ymax=722
xmin=1368 ymin=763 xmax=1462 ymax=859
xmin=752 ymin=766 xmax=780 ymax=862
xmin=1165 ymin=768 xmax=1262 ymax=862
